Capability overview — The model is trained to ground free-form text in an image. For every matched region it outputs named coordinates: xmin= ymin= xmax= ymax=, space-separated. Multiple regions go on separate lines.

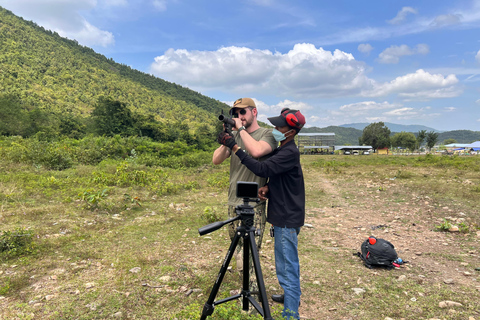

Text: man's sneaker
xmin=271 ymin=294 xmax=300 ymax=306
xmin=271 ymin=294 xmax=284 ymax=303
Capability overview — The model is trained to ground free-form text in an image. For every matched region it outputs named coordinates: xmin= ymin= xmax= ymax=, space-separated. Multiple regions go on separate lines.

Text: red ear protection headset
xmin=281 ymin=108 xmax=300 ymax=128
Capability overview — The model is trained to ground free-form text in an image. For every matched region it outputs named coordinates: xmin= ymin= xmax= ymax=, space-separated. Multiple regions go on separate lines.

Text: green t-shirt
xmin=228 ymin=127 xmax=277 ymax=206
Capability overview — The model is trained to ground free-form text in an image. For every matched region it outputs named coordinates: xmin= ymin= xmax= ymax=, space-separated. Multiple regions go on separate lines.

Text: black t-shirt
xmin=236 ymin=140 xmax=305 ymax=228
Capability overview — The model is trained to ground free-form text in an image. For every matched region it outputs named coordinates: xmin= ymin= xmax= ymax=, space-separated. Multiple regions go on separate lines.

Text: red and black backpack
xmin=357 ymin=237 xmax=398 ymax=269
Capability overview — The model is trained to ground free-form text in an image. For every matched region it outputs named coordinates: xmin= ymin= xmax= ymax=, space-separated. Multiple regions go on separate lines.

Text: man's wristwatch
xmin=238 ymin=126 xmax=246 ymax=132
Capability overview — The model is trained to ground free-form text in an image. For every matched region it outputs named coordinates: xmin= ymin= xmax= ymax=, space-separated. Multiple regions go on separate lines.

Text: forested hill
xmin=0 ymin=7 xmax=227 ymax=125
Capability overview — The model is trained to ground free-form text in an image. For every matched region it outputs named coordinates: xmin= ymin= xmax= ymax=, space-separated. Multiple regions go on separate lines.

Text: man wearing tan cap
xmin=213 ymin=98 xmax=276 ymax=278
xmin=219 ymin=107 xmax=306 ymax=320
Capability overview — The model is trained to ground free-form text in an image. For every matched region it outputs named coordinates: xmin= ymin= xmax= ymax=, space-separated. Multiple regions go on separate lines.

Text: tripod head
xmin=198 ymin=182 xmax=259 ymax=236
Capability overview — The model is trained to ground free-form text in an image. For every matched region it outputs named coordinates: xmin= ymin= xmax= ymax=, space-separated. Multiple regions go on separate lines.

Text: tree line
xmin=0 ymin=94 xmax=218 ymax=150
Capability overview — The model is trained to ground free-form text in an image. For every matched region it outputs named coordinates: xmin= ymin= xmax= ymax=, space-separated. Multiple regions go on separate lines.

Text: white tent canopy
xmin=465 ymin=141 xmax=480 ymax=148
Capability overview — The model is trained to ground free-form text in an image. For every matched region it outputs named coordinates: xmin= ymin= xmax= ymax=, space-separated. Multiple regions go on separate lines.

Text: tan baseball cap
xmin=232 ymin=98 xmax=256 ymax=109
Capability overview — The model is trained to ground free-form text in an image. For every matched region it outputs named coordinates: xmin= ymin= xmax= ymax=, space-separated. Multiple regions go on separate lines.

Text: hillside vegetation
xmin=437 ymin=130 xmax=480 ymax=144
xmin=0 ymin=7 xmax=227 ymax=143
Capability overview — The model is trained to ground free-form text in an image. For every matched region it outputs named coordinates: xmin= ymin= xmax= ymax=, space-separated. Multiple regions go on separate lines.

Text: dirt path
xmin=292 ymin=174 xmax=480 ymax=319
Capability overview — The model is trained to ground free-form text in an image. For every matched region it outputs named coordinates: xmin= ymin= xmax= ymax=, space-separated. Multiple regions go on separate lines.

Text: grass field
xmin=1 ymin=154 xmax=479 ymax=319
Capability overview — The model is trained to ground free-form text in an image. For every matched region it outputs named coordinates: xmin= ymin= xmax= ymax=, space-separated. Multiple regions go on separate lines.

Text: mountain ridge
xmin=339 ymin=122 xmax=439 ymax=133
xmin=302 ymin=126 xmax=480 ymax=145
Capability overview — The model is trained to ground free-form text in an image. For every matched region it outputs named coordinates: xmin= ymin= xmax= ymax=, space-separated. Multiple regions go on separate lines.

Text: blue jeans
xmin=274 ymin=226 xmax=301 ymax=320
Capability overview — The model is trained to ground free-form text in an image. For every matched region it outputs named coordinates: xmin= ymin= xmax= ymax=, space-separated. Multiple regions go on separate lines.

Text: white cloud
xmin=387 ymin=7 xmax=418 ymax=25
xmin=358 ymin=43 xmax=373 ymax=55
xmin=150 ymin=44 xmax=460 ymax=103
xmin=327 ymin=101 xmax=398 ymax=125
xmin=378 ymin=44 xmax=429 ymax=64
xmin=383 ymin=107 xmax=418 ymax=117
xmin=364 ymin=69 xmax=460 ymax=100
xmin=320 ymin=2 xmax=480 ymax=48
xmin=1 ymin=0 xmax=114 ymax=47
xmin=444 ymin=107 xmax=456 ymax=112
xmin=102 ymin=0 xmax=128 ymax=6
xmin=248 ymin=0 xmax=275 ymax=6
xmin=339 ymin=101 xmax=398 ymax=114
xmin=382 ymin=107 xmax=441 ymax=121
xmin=476 ymin=50 xmax=480 ymax=63
xmin=150 ymin=43 xmax=371 ymax=98
xmin=70 ymin=21 xmax=115 ymax=47
xmin=476 ymin=99 xmax=480 ymax=104
xmin=430 ymin=14 xmax=463 ymax=28
xmin=152 ymin=0 xmax=168 ymax=11
xmin=245 ymin=98 xmax=448 ymax=129
xmin=331 ymin=102 xmax=442 ymax=124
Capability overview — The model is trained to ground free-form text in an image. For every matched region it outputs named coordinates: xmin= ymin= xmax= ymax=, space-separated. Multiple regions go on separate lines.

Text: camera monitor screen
xmin=236 ymin=181 xmax=258 ymax=198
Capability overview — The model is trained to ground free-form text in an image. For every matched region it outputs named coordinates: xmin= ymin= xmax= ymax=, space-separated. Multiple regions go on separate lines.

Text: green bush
xmin=202 ymin=206 xmax=223 ymax=223
xmin=0 ymin=137 xmax=73 ymax=170
xmin=156 ymin=151 xmax=212 ymax=169
xmin=0 ymin=135 xmax=211 ymax=169
xmin=0 ymin=227 xmax=36 ymax=259
xmin=207 ymin=172 xmax=229 ymax=188
xmin=78 ymin=188 xmax=109 ymax=210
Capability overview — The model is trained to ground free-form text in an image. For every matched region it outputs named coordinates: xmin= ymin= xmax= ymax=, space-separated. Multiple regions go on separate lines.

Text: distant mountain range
xmin=302 ymin=124 xmax=480 ymax=145
xmin=339 ymin=122 xmax=438 ymax=133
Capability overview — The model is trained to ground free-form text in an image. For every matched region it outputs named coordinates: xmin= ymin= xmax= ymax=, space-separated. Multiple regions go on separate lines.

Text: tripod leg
xmin=200 ymin=233 xmax=241 ymax=320
xmin=242 ymin=231 xmax=250 ymax=311
xmin=248 ymin=231 xmax=273 ymax=320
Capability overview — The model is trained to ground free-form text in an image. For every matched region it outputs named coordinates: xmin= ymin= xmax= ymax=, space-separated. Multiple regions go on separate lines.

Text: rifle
xmin=218 ymin=111 xmax=235 ymax=135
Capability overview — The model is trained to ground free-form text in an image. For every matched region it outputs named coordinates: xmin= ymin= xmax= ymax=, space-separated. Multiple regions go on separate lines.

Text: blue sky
xmin=2 ymin=0 xmax=480 ymax=131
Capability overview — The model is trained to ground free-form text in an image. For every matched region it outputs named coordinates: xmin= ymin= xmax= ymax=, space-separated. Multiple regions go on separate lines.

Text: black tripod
xmin=198 ymin=197 xmax=273 ymax=320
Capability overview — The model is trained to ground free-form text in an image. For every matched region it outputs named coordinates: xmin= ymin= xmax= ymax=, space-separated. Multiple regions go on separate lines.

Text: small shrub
xmin=78 ymin=188 xmax=108 ymax=210
xmin=151 ymin=181 xmax=179 ymax=196
xmin=0 ymin=280 xmax=10 ymax=295
xmin=395 ymin=170 xmax=414 ymax=179
xmin=124 ymin=193 xmax=142 ymax=207
xmin=207 ymin=172 xmax=229 ymax=188
xmin=458 ymin=222 xmax=470 ymax=233
xmin=0 ymin=227 xmax=36 ymax=259
xmin=434 ymin=219 xmax=452 ymax=231
xmin=202 ymin=206 xmax=222 ymax=223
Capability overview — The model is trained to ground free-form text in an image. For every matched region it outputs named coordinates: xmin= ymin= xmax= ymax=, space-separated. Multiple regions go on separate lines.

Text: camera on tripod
xmin=198 ymin=182 xmax=259 ymax=236
xmin=235 ymin=181 xmax=257 ymax=198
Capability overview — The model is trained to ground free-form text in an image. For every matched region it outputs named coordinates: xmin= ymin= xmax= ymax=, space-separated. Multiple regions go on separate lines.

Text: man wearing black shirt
xmin=218 ymin=108 xmax=306 ymax=320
